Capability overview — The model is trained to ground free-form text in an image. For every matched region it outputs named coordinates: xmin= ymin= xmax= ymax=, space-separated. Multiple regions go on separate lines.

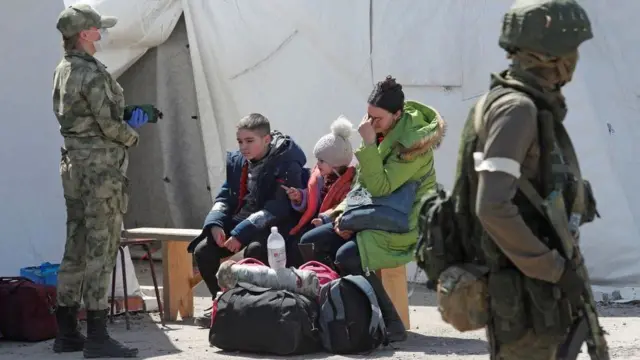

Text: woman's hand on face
xmin=358 ymin=115 xmax=377 ymax=145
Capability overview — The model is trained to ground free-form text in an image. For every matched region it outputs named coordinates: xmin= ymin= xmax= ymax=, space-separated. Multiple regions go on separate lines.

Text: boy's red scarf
xmin=235 ymin=163 xmax=250 ymax=213
xmin=289 ymin=166 xmax=356 ymax=235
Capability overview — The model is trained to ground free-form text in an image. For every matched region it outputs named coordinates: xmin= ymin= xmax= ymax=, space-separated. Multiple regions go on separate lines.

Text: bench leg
xmin=162 ymin=240 xmax=194 ymax=322
xmin=377 ymin=266 xmax=411 ymax=330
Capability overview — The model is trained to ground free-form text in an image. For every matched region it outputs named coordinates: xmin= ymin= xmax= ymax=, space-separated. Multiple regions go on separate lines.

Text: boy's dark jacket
xmin=188 ymin=131 xmax=308 ymax=252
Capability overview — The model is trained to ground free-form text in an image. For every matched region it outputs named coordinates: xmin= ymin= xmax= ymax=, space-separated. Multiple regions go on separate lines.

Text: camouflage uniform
xmin=52 ymin=4 xmax=139 ymax=358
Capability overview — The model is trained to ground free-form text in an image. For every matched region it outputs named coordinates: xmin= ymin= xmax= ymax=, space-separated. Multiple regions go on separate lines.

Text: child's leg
xmin=285 ymin=238 xmax=304 ymax=268
xmin=334 ymin=240 xmax=361 ymax=275
xmin=193 ymin=238 xmax=235 ymax=297
xmin=244 ymin=241 xmax=269 ymax=264
xmin=193 ymin=218 xmax=238 ymax=298
xmin=286 ymin=224 xmax=315 ymax=267
xmin=299 ymin=223 xmax=347 ymax=266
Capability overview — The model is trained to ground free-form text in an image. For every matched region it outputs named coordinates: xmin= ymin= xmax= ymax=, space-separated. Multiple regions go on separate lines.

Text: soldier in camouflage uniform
xmin=467 ymin=1 xmax=605 ymax=359
xmin=52 ymin=4 xmax=149 ymax=358
xmin=416 ymin=1 xmax=609 ymax=360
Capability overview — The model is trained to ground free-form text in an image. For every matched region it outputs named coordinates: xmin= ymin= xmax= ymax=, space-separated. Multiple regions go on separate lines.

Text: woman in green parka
xmin=299 ymin=75 xmax=445 ymax=342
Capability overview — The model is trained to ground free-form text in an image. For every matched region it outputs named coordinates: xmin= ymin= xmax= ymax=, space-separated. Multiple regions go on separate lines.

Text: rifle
xmin=517 ymin=117 xmax=610 ymax=360
xmin=557 ymin=317 xmax=589 ymax=360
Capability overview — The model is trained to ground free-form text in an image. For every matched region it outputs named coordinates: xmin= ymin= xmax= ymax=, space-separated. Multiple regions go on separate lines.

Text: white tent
xmin=2 ymin=0 xmax=639 ymax=301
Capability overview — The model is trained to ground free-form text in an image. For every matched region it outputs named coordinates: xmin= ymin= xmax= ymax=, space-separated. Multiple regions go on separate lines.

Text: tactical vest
xmin=462 ymin=73 xmax=597 ymax=270
xmin=415 ymin=71 xmax=599 ymax=344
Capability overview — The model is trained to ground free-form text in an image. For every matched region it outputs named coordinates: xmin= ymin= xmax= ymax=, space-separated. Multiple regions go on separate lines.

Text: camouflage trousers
xmin=56 ymin=147 xmax=129 ymax=310
xmin=490 ymin=328 xmax=565 ymax=360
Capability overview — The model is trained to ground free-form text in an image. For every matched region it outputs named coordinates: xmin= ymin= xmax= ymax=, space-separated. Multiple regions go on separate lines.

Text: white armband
xmin=473 ymin=152 xmax=521 ymax=179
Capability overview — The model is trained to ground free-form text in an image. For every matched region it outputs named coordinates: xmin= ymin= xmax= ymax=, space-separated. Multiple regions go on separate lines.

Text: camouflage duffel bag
xmin=437 ymin=264 xmax=489 ymax=332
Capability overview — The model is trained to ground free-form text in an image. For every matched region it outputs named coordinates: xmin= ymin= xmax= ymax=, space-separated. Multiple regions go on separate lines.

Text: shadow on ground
xmin=213 ymin=330 xmax=488 ymax=359
xmin=0 ymin=312 xmax=180 ymax=359
xmin=408 ymin=283 xmax=438 ymax=307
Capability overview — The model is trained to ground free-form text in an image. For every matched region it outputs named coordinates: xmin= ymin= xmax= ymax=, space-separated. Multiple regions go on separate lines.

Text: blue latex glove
xmin=127 ymin=108 xmax=149 ymax=129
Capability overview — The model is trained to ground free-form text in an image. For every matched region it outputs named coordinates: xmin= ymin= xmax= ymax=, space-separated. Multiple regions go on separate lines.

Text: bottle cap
xmin=271 ymin=226 xmax=278 ymax=233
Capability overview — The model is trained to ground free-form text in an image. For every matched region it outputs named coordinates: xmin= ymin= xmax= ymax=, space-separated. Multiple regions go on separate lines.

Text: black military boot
xmin=53 ymin=305 xmax=85 ymax=353
xmin=83 ymin=309 xmax=138 ymax=358
xmin=364 ymin=273 xmax=408 ymax=343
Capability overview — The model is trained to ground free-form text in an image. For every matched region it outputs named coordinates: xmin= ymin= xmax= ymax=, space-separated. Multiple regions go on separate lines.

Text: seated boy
xmin=187 ymin=113 xmax=307 ymax=326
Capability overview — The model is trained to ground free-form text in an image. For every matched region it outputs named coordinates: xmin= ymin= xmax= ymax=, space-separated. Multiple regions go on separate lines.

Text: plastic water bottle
xmin=267 ymin=226 xmax=287 ymax=269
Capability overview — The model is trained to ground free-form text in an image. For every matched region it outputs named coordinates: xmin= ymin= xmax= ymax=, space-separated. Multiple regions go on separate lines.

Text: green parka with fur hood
xmin=331 ymin=100 xmax=446 ymax=272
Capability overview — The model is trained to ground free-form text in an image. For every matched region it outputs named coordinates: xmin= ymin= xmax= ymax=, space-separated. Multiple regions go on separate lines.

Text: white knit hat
xmin=313 ymin=115 xmax=354 ymax=167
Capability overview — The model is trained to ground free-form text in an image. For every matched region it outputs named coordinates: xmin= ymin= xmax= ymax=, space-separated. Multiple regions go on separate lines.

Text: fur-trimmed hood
xmin=392 ymin=100 xmax=446 ymax=160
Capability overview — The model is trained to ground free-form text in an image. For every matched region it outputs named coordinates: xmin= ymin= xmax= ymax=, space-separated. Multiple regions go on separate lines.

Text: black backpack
xmin=209 ymin=282 xmax=322 ymax=355
xmin=317 ymin=275 xmax=389 ymax=354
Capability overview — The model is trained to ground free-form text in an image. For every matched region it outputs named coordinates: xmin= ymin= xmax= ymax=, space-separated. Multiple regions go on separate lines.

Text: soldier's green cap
xmin=56 ymin=3 xmax=117 ymax=38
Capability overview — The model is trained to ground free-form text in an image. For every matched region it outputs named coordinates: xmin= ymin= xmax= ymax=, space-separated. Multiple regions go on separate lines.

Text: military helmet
xmin=499 ymin=0 xmax=593 ymax=57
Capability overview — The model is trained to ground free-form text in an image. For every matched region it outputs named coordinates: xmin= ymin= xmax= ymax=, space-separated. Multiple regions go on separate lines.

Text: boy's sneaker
xmin=194 ymin=308 xmax=212 ymax=328
xmin=195 ymin=292 xmax=223 ymax=328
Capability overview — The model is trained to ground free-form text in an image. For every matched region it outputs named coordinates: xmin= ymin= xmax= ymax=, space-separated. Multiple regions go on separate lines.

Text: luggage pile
xmin=208 ymin=258 xmax=390 ymax=355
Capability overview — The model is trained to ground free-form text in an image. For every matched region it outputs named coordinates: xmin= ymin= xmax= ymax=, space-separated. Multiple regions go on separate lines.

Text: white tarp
xmin=1 ymin=0 xmax=67 ymax=277
xmin=180 ymin=0 xmax=640 ymax=298
xmin=2 ymin=0 xmax=639 ymax=301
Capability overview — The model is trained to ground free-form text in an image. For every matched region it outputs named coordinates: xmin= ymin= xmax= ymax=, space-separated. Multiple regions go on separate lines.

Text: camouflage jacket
xmin=53 ymin=50 xmax=139 ymax=150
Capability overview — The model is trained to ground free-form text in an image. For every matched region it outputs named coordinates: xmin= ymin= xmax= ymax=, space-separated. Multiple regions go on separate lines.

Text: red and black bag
xmin=0 ymin=277 xmax=58 ymax=341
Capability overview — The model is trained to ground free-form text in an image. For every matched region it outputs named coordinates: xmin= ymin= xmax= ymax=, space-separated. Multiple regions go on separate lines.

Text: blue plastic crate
xmin=19 ymin=262 xmax=60 ymax=286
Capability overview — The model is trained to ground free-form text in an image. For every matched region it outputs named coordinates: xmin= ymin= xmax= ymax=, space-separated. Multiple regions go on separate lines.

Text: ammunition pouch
xmin=436 ymin=264 xmax=489 ymax=332
xmin=488 ymin=269 xmax=573 ymax=345
xmin=524 ymin=277 xmax=573 ymax=337
xmin=488 ymin=269 xmax=528 ymax=343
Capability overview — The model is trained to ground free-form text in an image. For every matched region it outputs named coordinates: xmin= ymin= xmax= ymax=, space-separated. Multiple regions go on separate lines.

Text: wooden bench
xmin=121 ymin=227 xmax=201 ymax=322
xmin=376 ymin=266 xmax=411 ymax=329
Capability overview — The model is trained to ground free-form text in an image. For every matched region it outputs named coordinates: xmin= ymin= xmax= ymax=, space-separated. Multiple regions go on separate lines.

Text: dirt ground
xmin=1 ymin=260 xmax=639 ymax=360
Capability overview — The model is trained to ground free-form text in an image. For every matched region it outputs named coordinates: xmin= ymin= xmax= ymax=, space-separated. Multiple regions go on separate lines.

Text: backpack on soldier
xmin=415 ymin=181 xmax=490 ymax=332
xmin=317 ymin=275 xmax=388 ymax=354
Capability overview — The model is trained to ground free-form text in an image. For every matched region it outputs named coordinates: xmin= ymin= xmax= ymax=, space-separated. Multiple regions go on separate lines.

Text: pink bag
xmin=298 ymin=261 xmax=339 ymax=286
xmin=236 ymin=258 xmax=266 ymax=267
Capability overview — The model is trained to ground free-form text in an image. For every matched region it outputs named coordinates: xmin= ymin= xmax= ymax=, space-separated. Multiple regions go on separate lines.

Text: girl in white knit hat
xmin=283 ymin=116 xmax=357 ymax=245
